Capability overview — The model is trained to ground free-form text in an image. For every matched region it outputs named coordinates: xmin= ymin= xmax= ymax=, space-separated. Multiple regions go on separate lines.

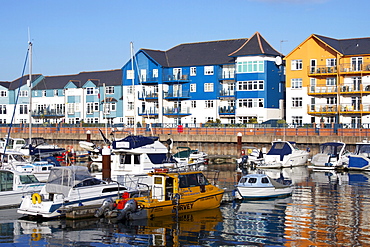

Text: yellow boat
xmin=96 ymin=169 xmax=224 ymax=220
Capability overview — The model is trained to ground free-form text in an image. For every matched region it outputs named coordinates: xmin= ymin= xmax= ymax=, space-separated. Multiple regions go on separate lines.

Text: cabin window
xmin=0 ymin=171 xmax=13 ymax=191
xmin=179 ymin=173 xmax=209 ymax=188
xmin=247 ymin=178 xmax=257 ymax=183
xmin=19 ymin=175 xmax=39 ymax=184
xmin=154 ymin=177 xmax=162 ymax=185
xmin=261 ymin=177 xmax=269 ymax=183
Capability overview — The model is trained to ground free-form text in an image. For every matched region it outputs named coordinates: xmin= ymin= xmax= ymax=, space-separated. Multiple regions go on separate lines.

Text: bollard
xmin=237 ymin=132 xmax=242 ymax=156
xmin=86 ymin=130 xmax=91 ymax=142
xmin=102 ymin=146 xmax=111 ymax=181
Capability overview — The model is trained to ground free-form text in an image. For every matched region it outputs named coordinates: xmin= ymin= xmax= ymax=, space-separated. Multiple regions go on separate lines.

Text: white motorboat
xmin=235 ymin=173 xmax=293 ymax=199
xmin=347 ymin=139 xmax=370 ymax=171
xmin=254 ymin=140 xmax=310 ymax=169
xmin=17 ymin=166 xmax=133 ymax=218
xmin=20 ymin=137 xmax=65 ymax=158
xmin=236 ymin=146 xmax=264 ymax=169
xmin=173 ymin=146 xmax=208 ymax=168
xmin=309 ymin=141 xmax=350 ymax=170
xmin=0 ymin=169 xmax=44 ymax=208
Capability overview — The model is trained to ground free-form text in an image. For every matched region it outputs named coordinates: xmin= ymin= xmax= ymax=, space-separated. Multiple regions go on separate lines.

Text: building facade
xmin=285 ymin=34 xmax=370 ymax=127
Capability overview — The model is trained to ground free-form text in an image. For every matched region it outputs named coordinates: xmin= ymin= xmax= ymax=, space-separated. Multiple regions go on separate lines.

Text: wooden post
xmin=237 ymin=132 xmax=242 ymax=156
xmin=86 ymin=130 xmax=91 ymax=142
xmin=102 ymin=146 xmax=111 ymax=181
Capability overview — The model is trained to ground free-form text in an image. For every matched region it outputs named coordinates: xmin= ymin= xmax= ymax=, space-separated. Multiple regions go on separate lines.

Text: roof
xmin=229 ymin=32 xmax=281 ymax=57
xmin=139 ymin=33 xmax=280 ymax=68
xmin=33 ymin=69 xmax=122 ymax=90
xmin=8 ymin=74 xmax=42 ymax=90
xmin=314 ymin=34 xmax=370 ymax=56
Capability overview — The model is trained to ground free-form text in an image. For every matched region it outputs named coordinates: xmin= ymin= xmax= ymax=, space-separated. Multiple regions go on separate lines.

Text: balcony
xmin=138 ymin=92 xmax=159 ymax=101
xmin=163 ymin=90 xmax=191 ymax=101
xmin=32 ymin=109 xmax=65 ymax=119
xmin=139 ymin=76 xmax=159 ymax=85
xmin=307 ymin=104 xmax=370 ymax=116
xmin=219 ymin=70 xmax=235 ymax=80
xmin=162 ymin=73 xmax=190 ymax=84
xmin=163 ymin=107 xmax=191 ymax=117
xmin=138 ymin=107 xmax=159 ymax=117
xmin=339 ymin=63 xmax=370 ymax=75
xmin=308 ymin=66 xmax=337 ymax=76
xmin=219 ymin=106 xmax=235 ymax=116
xmin=308 ymin=84 xmax=370 ymax=96
xmin=219 ymin=89 xmax=235 ymax=98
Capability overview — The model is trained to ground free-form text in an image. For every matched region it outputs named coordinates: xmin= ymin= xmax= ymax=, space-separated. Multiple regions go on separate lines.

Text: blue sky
xmin=1 ymin=0 xmax=369 ymax=81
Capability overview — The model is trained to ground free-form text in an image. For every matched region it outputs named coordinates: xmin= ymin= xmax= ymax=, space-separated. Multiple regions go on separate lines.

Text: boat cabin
xmin=0 ymin=169 xmax=39 ymax=192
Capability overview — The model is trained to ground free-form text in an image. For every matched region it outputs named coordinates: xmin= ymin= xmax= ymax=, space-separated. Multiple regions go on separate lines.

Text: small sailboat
xmin=95 ymin=169 xmax=224 ymax=220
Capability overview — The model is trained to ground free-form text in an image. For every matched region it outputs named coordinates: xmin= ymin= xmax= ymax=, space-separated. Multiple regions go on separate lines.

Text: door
xmin=352 ymin=57 xmax=363 ymax=71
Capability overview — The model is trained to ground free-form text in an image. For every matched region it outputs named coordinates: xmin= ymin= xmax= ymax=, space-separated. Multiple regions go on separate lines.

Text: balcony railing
xmin=219 ymin=70 xmax=235 ymax=80
xmin=219 ymin=106 xmax=235 ymax=115
xmin=340 ymin=63 xmax=370 ymax=74
xmin=138 ymin=92 xmax=159 ymax=100
xmin=308 ymin=84 xmax=370 ymax=96
xmin=308 ymin=65 xmax=337 ymax=76
xmin=162 ymin=73 xmax=190 ymax=83
xmin=219 ymin=89 xmax=235 ymax=97
xmin=163 ymin=90 xmax=190 ymax=100
xmin=32 ymin=109 xmax=65 ymax=118
xmin=163 ymin=107 xmax=191 ymax=116
xmin=307 ymin=104 xmax=370 ymax=115
xmin=138 ymin=107 xmax=159 ymax=116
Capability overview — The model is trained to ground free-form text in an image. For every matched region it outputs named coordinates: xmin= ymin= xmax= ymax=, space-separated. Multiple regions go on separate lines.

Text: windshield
xmin=13 ymin=154 xmax=26 ymax=162
xmin=20 ymin=175 xmax=39 ymax=184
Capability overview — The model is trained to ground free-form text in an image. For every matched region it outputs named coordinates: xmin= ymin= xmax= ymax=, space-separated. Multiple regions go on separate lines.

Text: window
xmin=292 ymin=116 xmax=303 ymax=125
xmin=238 ymin=99 xmax=264 ymax=108
xmin=86 ymin=87 xmax=94 ymax=95
xmin=128 ymin=102 xmax=134 ymax=110
xmin=0 ymin=91 xmax=7 ymax=97
xmin=127 ymin=86 xmax=133 ymax=94
xmin=86 ymin=103 xmax=93 ymax=114
xmin=94 ymin=103 xmax=99 ymax=112
xmin=20 ymin=90 xmax=28 ymax=97
xmin=327 ymin=97 xmax=337 ymax=105
xmin=205 ymin=117 xmax=214 ymax=122
xmin=326 ymin=58 xmax=336 ymax=67
xmin=42 ymin=91 xmax=46 ymax=97
xmin=204 ymin=83 xmax=214 ymax=92
xmin=190 ymin=67 xmax=196 ymax=76
xmin=67 ymin=103 xmax=75 ymax=114
xmin=326 ymin=78 xmax=336 ymax=86
xmin=106 ymin=86 xmax=114 ymax=94
xmin=173 ymin=68 xmax=182 ymax=79
xmin=237 ymin=61 xmax=264 ymax=73
xmin=127 ymin=117 xmax=134 ymax=125
xmin=291 ymin=78 xmax=302 ymax=89
xmin=291 ymin=60 xmax=303 ymax=70
xmin=0 ymin=105 xmax=6 ymax=114
xmin=237 ymin=80 xmax=264 ymax=91
xmin=127 ymin=70 xmax=134 ymax=79
xmin=204 ymin=66 xmax=214 ymax=75
xmin=205 ymin=100 xmax=213 ymax=108
xmin=19 ymin=105 xmax=28 ymax=115
xmin=54 ymin=90 xmax=58 ymax=96
xmin=292 ymin=97 xmax=302 ymax=108
xmin=191 ymin=101 xmax=196 ymax=108
xmin=153 ymin=69 xmax=158 ymax=78
xmin=190 ymin=84 xmax=196 ymax=92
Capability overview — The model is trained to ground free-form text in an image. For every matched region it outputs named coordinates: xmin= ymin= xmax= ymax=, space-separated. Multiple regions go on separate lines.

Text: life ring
xmin=31 ymin=232 xmax=42 ymax=241
xmin=32 ymin=193 xmax=42 ymax=204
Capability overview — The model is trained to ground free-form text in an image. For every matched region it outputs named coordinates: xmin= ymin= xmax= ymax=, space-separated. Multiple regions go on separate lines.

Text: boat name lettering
xmin=173 ymin=203 xmax=194 ymax=211
xmin=200 ymin=196 xmax=215 ymax=201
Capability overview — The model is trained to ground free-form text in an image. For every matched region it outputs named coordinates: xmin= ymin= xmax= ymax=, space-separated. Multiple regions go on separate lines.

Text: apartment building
xmin=285 ymin=34 xmax=370 ymax=127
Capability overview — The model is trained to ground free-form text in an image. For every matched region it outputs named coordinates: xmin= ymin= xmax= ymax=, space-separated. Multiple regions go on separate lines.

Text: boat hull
xmin=236 ymin=186 xmax=292 ymax=199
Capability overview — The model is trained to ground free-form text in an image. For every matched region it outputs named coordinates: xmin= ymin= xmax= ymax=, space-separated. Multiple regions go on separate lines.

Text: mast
xmin=28 ymin=41 xmax=32 ymax=148
xmin=131 ymin=42 xmax=137 ymax=135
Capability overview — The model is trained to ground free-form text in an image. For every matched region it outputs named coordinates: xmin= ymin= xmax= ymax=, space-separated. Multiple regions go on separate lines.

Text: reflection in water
xmin=2 ymin=167 xmax=370 ymax=246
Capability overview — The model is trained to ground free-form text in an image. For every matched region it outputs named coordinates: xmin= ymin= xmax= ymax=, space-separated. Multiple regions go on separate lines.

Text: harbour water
xmin=1 ymin=164 xmax=370 ymax=246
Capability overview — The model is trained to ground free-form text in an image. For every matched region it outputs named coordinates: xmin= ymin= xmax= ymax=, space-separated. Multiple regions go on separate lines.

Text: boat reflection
xmin=17 ymin=208 xmax=223 ymax=246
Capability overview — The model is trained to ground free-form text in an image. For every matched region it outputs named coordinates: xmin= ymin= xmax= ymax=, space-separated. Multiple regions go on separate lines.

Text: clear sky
xmin=1 ymin=0 xmax=369 ymax=81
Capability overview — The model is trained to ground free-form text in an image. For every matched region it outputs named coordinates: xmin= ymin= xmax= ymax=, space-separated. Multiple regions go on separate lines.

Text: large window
xmin=292 ymin=97 xmax=302 ymax=108
xmin=237 ymin=80 xmax=264 ymax=91
xmin=238 ymin=99 xmax=264 ymax=108
xmin=204 ymin=83 xmax=214 ymax=92
xmin=291 ymin=78 xmax=302 ymax=89
xmin=291 ymin=60 xmax=303 ymax=70
xmin=237 ymin=61 xmax=264 ymax=73
xmin=19 ymin=105 xmax=28 ymax=115
xmin=292 ymin=116 xmax=303 ymax=125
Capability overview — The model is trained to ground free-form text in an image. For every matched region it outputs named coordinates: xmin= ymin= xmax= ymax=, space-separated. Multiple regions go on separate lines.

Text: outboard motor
xmin=117 ymin=199 xmax=137 ymax=221
xmin=95 ymin=198 xmax=114 ymax=218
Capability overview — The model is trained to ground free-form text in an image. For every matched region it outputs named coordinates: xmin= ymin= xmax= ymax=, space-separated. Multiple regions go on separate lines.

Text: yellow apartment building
xmin=284 ymin=34 xmax=370 ymax=127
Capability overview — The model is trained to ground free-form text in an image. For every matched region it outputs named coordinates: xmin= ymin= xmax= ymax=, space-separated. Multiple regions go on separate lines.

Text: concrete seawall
xmin=8 ymin=132 xmax=366 ymax=157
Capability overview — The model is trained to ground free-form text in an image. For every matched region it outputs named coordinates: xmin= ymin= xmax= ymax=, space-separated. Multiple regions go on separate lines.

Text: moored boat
xmin=235 ymin=173 xmax=293 ymax=199
xmin=254 ymin=140 xmax=309 ymax=169
xmin=0 ymin=169 xmax=44 ymax=208
xmin=17 ymin=166 xmax=133 ymax=218
xmin=95 ymin=169 xmax=224 ymax=220
xmin=347 ymin=139 xmax=370 ymax=171
xmin=309 ymin=141 xmax=350 ymax=170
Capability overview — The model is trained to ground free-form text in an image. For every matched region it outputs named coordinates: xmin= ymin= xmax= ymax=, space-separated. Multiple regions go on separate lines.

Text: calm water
xmin=1 ymin=165 xmax=370 ymax=246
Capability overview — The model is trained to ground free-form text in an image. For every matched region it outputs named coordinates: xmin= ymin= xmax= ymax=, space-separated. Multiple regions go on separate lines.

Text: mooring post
xmin=237 ymin=132 xmax=242 ymax=156
xmin=86 ymin=130 xmax=91 ymax=142
xmin=102 ymin=146 xmax=111 ymax=181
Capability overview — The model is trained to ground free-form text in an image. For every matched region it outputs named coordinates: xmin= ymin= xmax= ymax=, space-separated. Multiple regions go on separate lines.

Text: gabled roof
xmin=229 ymin=32 xmax=281 ymax=57
xmin=8 ymin=74 xmax=42 ymax=90
xmin=314 ymin=34 xmax=370 ymax=56
xmin=0 ymin=81 xmax=11 ymax=89
xmin=33 ymin=69 xmax=122 ymax=90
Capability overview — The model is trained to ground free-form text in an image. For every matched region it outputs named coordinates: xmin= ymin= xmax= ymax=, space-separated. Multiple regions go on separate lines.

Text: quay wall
xmin=6 ymin=128 xmax=368 ymax=157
